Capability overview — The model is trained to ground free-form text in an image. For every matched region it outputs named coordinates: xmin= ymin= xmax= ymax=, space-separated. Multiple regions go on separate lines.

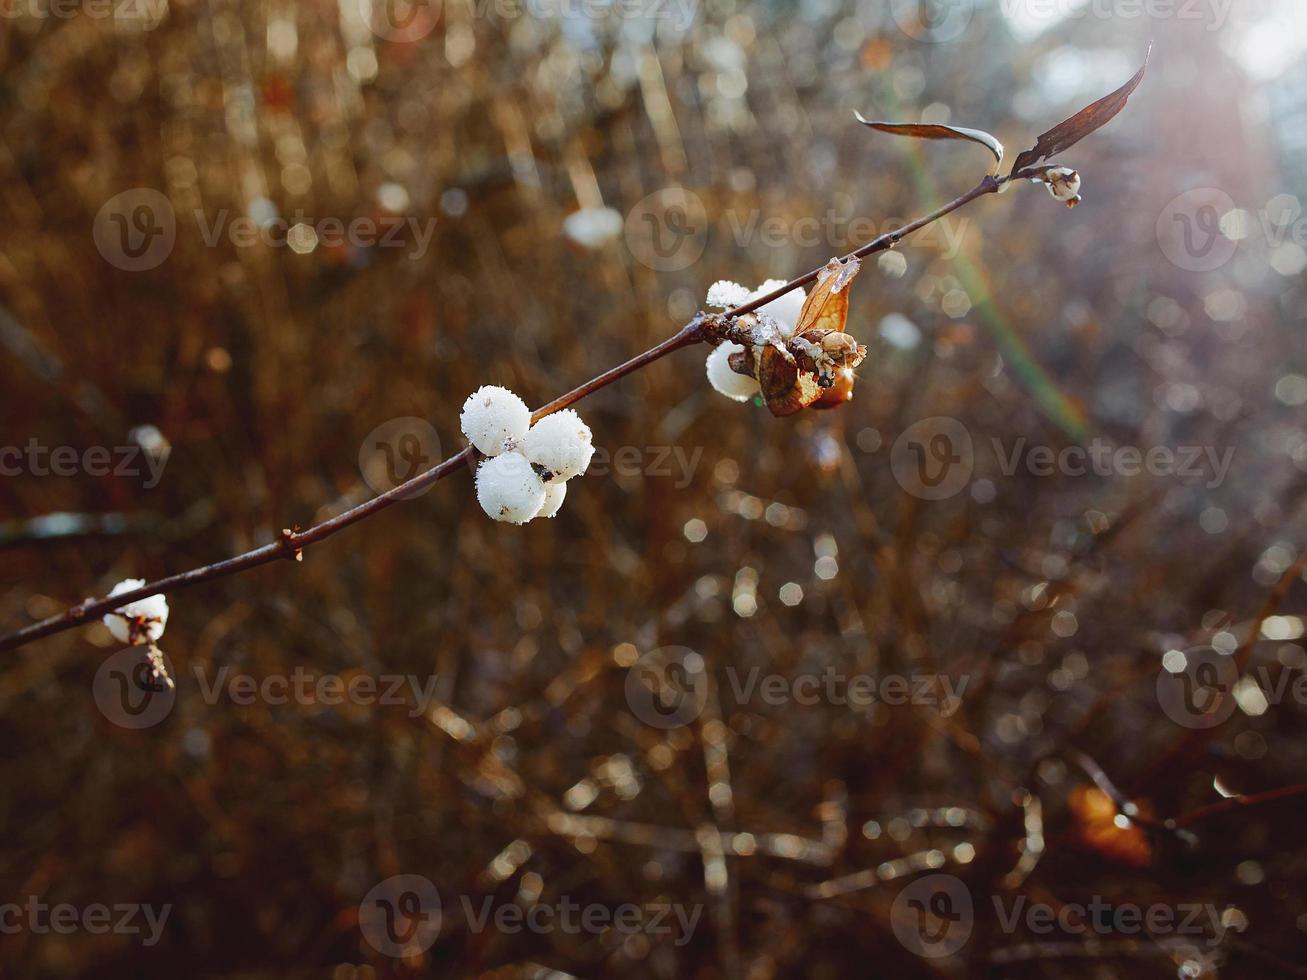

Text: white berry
xmin=475 ymin=452 xmax=545 ymax=524
xmin=460 ymin=385 xmax=531 ymax=456
xmin=706 ymin=342 xmax=760 ymax=402
xmin=750 ymin=279 xmax=806 ymax=337
xmin=522 ymin=410 xmax=594 ymax=484
xmin=103 ymin=578 xmax=169 ymax=645
xmin=706 ymin=280 xmax=751 ymax=309
xmin=1043 ymin=167 xmax=1082 ymax=202
xmin=536 ymin=481 xmax=567 ymax=519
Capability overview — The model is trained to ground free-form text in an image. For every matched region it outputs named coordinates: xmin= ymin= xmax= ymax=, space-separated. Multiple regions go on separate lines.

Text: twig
xmin=0 ymin=174 xmax=1009 ymax=655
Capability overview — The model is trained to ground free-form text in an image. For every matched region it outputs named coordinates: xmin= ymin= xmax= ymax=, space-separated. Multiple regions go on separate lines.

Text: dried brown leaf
xmin=854 ymin=113 xmax=1005 ymax=168
xmin=1009 ymin=46 xmax=1152 ymax=177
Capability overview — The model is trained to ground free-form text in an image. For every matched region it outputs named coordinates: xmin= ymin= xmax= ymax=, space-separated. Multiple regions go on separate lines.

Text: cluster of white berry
xmin=102 ymin=578 xmax=174 ymax=687
xmin=461 ymin=386 xmax=594 ymax=524
xmin=702 ymin=279 xmax=807 ymax=402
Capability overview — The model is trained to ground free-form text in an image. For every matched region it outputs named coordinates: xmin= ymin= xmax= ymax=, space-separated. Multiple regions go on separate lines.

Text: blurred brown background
xmin=3 ymin=0 xmax=1307 ymax=976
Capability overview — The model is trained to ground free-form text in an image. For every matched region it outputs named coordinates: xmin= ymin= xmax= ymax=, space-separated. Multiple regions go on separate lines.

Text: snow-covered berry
xmin=705 ymin=342 xmax=760 ymax=402
xmin=475 ymin=452 xmax=546 ymax=524
xmin=536 ymin=481 xmax=567 ymax=519
xmin=1042 ymin=167 xmax=1082 ymax=204
xmin=103 ymin=578 xmax=169 ymax=646
xmin=460 ymin=385 xmax=531 ymax=456
xmin=750 ymin=279 xmax=806 ymax=337
xmin=706 ymin=280 xmax=752 ymax=309
xmin=706 ymin=279 xmax=806 ymax=337
xmin=522 ymin=409 xmax=594 ymax=484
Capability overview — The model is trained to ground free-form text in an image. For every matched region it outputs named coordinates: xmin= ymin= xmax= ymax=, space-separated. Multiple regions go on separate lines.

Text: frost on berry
xmin=749 ymin=279 xmax=806 ymax=337
xmin=536 ymin=480 xmax=567 ymax=519
xmin=475 ymin=452 xmax=546 ymax=524
xmin=706 ymin=280 xmax=751 ymax=309
xmin=705 ymin=341 xmax=760 ymax=402
xmin=522 ymin=409 xmax=593 ymax=484
xmin=1040 ymin=166 xmax=1082 ymax=206
xmin=460 ymin=385 xmax=531 ymax=456
xmin=705 ymin=279 xmax=806 ymax=338
xmin=103 ymin=578 xmax=169 ymax=646
xmin=103 ymin=578 xmax=174 ymax=688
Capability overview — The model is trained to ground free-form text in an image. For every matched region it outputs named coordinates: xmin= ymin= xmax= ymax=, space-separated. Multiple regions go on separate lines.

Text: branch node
xmin=279 ymin=528 xmax=304 ymax=563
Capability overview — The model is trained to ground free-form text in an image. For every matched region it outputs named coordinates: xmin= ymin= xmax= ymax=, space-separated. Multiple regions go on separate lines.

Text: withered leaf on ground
xmin=1009 ymin=45 xmax=1151 ymax=177
xmin=854 ymin=113 xmax=1005 ymax=168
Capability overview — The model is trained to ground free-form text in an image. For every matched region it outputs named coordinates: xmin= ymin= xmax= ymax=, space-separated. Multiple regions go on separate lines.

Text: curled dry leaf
xmin=1009 ymin=45 xmax=1151 ymax=177
xmin=854 ymin=112 xmax=1004 ymax=169
xmin=757 ymin=257 xmax=867 ymax=417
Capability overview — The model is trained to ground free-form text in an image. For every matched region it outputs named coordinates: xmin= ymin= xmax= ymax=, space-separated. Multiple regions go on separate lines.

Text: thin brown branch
xmin=0 ymin=174 xmax=1004 ymax=655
